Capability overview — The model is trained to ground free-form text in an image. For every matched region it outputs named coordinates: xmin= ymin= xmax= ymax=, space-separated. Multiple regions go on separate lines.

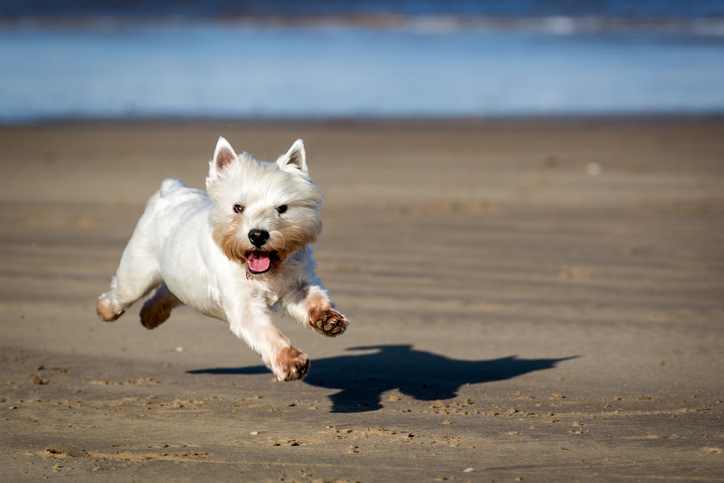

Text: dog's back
xmin=159 ymin=178 xmax=184 ymax=197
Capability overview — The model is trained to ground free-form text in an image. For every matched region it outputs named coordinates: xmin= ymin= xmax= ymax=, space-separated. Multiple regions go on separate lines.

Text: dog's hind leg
xmin=97 ymin=218 xmax=162 ymax=322
xmin=140 ymin=283 xmax=181 ymax=330
xmin=96 ymin=252 xmax=160 ymax=322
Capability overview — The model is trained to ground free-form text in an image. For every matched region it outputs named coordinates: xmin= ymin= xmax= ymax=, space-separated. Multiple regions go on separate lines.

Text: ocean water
xmin=4 ymin=0 xmax=724 ymax=20
xmin=1 ymin=16 xmax=724 ymax=121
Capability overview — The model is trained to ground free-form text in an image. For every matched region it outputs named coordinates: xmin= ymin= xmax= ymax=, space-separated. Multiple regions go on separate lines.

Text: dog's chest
xmin=246 ymin=275 xmax=289 ymax=307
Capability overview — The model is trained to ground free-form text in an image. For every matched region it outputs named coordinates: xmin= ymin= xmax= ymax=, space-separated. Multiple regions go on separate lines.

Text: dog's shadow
xmin=189 ymin=345 xmax=577 ymax=413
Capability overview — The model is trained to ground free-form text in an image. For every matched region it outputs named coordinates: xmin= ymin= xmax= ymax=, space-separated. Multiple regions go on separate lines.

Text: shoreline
xmin=3 ymin=111 xmax=724 ymax=127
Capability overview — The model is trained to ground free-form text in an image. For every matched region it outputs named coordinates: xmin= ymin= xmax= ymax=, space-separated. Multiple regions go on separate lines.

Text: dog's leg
xmin=227 ymin=299 xmax=309 ymax=381
xmin=97 ymin=230 xmax=161 ymax=322
xmin=283 ymin=284 xmax=349 ymax=337
xmin=139 ymin=283 xmax=182 ymax=330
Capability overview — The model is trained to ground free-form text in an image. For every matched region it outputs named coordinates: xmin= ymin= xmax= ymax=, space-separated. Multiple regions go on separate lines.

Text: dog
xmin=96 ymin=137 xmax=349 ymax=381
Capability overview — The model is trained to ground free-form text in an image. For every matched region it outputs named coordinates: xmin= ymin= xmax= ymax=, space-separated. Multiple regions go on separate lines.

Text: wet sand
xmin=1 ymin=118 xmax=723 ymax=481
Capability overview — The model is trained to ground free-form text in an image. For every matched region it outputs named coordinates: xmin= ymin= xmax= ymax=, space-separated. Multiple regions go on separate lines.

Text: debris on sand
xmin=586 ymin=161 xmax=602 ymax=176
xmin=31 ymin=374 xmax=48 ymax=385
xmin=273 ymin=439 xmax=303 ymax=447
xmin=89 ymin=377 xmax=159 ymax=386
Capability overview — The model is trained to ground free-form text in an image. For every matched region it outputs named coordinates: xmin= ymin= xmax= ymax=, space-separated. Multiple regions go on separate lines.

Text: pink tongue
xmin=247 ymin=253 xmax=271 ymax=273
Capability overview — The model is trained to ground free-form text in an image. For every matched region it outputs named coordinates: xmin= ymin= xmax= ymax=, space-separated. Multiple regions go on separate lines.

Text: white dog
xmin=96 ymin=137 xmax=349 ymax=381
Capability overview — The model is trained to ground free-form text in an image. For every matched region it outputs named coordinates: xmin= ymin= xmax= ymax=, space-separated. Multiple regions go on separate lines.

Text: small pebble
xmin=31 ymin=374 xmax=48 ymax=385
xmin=586 ymin=161 xmax=602 ymax=176
xmin=463 ymin=467 xmax=474 ymax=473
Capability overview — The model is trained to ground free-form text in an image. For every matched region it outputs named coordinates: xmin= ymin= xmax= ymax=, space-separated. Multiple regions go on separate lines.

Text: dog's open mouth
xmin=245 ymin=250 xmax=278 ymax=274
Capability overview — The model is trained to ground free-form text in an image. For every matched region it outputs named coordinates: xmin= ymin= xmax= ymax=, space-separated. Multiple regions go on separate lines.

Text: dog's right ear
xmin=207 ymin=136 xmax=238 ymax=185
xmin=213 ymin=136 xmax=238 ymax=171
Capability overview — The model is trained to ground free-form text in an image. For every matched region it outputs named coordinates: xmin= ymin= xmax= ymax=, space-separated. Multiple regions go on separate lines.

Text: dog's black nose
xmin=248 ymin=229 xmax=270 ymax=248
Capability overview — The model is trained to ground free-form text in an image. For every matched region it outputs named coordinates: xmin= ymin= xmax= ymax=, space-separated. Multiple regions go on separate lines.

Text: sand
xmin=1 ymin=118 xmax=723 ymax=481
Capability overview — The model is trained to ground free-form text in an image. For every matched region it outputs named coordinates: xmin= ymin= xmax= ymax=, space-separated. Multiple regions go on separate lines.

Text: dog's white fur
xmin=97 ymin=137 xmax=349 ymax=381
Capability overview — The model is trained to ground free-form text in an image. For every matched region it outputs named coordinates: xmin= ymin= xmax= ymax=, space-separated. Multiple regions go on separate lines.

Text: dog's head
xmin=206 ymin=137 xmax=322 ymax=275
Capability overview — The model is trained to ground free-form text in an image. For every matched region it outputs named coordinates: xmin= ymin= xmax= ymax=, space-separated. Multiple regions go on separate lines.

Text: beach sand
xmin=1 ymin=118 xmax=723 ymax=481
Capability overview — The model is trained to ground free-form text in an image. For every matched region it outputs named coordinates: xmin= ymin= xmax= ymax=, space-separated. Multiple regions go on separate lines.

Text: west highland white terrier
xmin=96 ymin=137 xmax=349 ymax=381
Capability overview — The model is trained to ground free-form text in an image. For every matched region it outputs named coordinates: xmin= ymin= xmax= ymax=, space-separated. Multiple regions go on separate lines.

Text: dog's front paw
xmin=272 ymin=347 xmax=310 ymax=382
xmin=310 ymin=308 xmax=349 ymax=337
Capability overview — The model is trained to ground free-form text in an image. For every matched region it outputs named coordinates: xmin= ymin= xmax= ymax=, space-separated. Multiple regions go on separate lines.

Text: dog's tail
xmin=159 ymin=178 xmax=184 ymax=197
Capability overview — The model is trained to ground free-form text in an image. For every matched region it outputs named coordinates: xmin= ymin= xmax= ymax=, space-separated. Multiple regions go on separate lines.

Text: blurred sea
xmin=2 ymin=1 xmax=724 ymax=122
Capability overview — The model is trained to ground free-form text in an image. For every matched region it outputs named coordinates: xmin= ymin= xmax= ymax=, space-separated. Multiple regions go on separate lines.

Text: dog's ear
xmin=212 ymin=136 xmax=238 ymax=171
xmin=277 ymin=139 xmax=308 ymax=175
xmin=207 ymin=136 xmax=239 ymax=186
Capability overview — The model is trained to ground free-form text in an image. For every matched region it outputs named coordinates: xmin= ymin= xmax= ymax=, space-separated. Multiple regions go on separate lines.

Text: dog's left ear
xmin=277 ymin=139 xmax=308 ymax=175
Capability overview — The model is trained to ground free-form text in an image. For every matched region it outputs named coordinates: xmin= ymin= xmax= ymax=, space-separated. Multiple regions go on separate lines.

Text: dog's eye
xmin=233 ymin=204 xmax=244 ymax=214
xmin=276 ymin=204 xmax=288 ymax=214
